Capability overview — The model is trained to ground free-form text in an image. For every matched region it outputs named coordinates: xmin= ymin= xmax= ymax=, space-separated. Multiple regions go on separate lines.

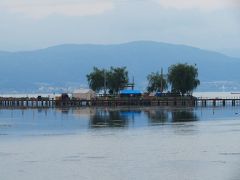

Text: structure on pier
xmin=119 ymin=89 xmax=142 ymax=97
xmin=72 ymin=89 xmax=96 ymax=100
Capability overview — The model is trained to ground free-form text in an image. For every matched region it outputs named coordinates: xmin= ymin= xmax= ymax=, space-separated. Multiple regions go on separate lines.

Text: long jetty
xmin=0 ymin=96 xmax=240 ymax=108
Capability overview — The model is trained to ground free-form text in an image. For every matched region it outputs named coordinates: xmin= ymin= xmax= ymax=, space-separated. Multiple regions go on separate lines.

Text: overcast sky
xmin=0 ymin=0 xmax=239 ymax=52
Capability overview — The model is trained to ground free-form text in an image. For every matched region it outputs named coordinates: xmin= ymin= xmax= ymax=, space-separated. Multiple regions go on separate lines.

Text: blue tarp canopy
xmin=155 ymin=91 xmax=162 ymax=96
xmin=119 ymin=89 xmax=142 ymax=95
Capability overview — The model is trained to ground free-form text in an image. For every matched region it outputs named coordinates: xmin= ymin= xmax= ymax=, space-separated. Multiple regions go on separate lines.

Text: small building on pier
xmin=72 ymin=89 xmax=96 ymax=100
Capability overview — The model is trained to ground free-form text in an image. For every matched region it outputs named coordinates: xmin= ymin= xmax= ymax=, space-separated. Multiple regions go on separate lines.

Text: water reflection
xmin=171 ymin=109 xmax=198 ymax=122
xmin=86 ymin=107 xmax=199 ymax=128
xmin=57 ymin=108 xmax=70 ymax=114
xmin=0 ymin=107 xmax=221 ymax=135
xmin=144 ymin=108 xmax=169 ymax=124
xmin=89 ymin=109 xmax=129 ymax=128
xmin=144 ymin=108 xmax=198 ymax=125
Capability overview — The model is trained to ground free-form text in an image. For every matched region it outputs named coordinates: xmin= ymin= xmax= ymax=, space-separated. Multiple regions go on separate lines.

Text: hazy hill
xmin=0 ymin=41 xmax=239 ymax=92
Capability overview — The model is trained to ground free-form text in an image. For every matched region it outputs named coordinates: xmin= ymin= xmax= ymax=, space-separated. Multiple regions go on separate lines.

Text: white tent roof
xmin=72 ymin=89 xmax=95 ymax=94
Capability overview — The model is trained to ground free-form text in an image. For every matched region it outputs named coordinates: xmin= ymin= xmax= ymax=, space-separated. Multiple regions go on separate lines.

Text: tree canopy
xmin=168 ymin=63 xmax=200 ymax=95
xmin=107 ymin=67 xmax=129 ymax=94
xmin=87 ymin=64 xmax=200 ymax=96
xmin=86 ymin=66 xmax=129 ymax=94
xmin=86 ymin=67 xmax=105 ymax=92
xmin=147 ymin=71 xmax=168 ymax=93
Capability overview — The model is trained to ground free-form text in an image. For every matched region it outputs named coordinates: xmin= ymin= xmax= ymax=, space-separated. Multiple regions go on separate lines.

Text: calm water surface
xmin=0 ymin=107 xmax=240 ymax=180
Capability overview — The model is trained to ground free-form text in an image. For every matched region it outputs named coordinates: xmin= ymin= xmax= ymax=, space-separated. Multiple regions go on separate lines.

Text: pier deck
xmin=0 ymin=96 xmax=240 ymax=108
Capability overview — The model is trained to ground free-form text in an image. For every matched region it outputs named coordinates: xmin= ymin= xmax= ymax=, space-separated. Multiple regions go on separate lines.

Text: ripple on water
xmin=0 ymin=152 xmax=18 ymax=157
xmin=23 ymin=160 xmax=39 ymax=164
xmin=86 ymin=156 xmax=107 ymax=159
xmin=62 ymin=155 xmax=82 ymax=162
xmin=219 ymin=153 xmax=240 ymax=156
xmin=0 ymin=124 xmax=12 ymax=128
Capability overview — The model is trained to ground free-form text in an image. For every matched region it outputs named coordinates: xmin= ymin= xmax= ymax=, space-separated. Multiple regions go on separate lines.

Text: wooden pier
xmin=91 ymin=96 xmax=196 ymax=107
xmin=0 ymin=96 xmax=240 ymax=108
xmin=195 ymin=98 xmax=240 ymax=107
xmin=0 ymin=97 xmax=55 ymax=108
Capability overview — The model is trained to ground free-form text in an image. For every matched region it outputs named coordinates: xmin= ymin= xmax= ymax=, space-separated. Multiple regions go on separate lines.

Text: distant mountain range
xmin=0 ymin=41 xmax=240 ymax=93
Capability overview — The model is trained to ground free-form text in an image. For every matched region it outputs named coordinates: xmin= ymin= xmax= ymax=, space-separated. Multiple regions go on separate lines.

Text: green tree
xmin=87 ymin=66 xmax=129 ymax=94
xmin=168 ymin=63 xmax=200 ymax=95
xmin=86 ymin=67 xmax=106 ymax=92
xmin=147 ymin=72 xmax=168 ymax=93
xmin=107 ymin=67 xmax=129 ymax=94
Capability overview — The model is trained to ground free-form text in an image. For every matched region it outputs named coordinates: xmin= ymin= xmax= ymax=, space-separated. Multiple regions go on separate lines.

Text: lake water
xmin=1 ymin=106 xmax=240 ymax=180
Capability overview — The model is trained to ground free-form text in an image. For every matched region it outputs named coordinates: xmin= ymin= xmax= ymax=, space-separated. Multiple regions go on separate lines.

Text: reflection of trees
xmin=145 ymin=108 xmax=199 ymax=124
xmin=171 ymin=110 xmax=198 ymax=122
xmin=119 ymin=110 xmax=141 ymax=121
xmin=90 ymin=109 xmax=129 ymax=128
xmin=145 ymin=109 xmax=168 ymax=124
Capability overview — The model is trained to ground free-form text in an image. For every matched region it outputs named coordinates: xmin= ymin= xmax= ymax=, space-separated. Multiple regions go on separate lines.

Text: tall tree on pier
xmin=147 ymin=70 xmax=168 ymax=93
xmin=87 ymin=66 xmax=129 ymax=94
xmin=86 ymin=67 xmax=106 ymax=93
xmin=168 ymin=63 xmax=200 ymax=95
xmin=107 ymin=67 xmax=129 ymax=94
